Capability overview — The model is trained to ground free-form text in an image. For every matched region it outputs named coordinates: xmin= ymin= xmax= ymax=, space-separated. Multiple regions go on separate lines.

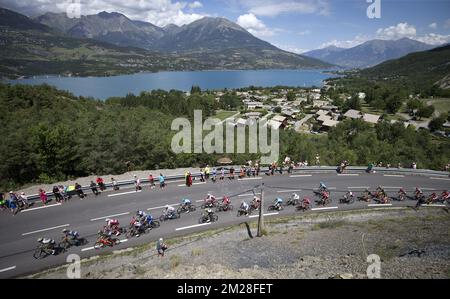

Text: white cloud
xmin=188 ymin=1 xmax=203 ymax=9
xmin=274 ymin=44 xmax=308 ymax=54
xmin=415 ymin=33 xmax=450 ymax=46
xmin=237 ymin=13 xmax=276 ymax=37
xmin=236 ymin=0 xmax=330 ymax=17
xmin=0 ymin=0 xmax=207 ymax=27
xmin=376 ymin=22 xmax=416 ymax=40
xmin=320 ymin=34 xmax=370 ymax=49
xmin=428 ymin=22 xmax=437 ymax=30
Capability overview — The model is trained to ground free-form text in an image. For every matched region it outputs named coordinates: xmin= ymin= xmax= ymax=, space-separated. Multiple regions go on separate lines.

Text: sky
xmin=1 ymin=0 xmax=450 ymax=53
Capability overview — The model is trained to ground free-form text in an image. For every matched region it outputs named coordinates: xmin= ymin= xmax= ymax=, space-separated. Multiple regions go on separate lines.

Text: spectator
xmin=96 ymin=177 xmax=106 ymax=191
xmin=412 ymin=162 xmax=417 ymax=169
xmin=156 ymin=238 xmax=168 ymax=257
xmin=148 ymin=174 xmax=155 ymax=189
xmin=111 ymin=178 xmax=120 ymax=191
xmin=8 ymin=191 xmax=18 ymax=215
xmin=52 ymin=185 xmax=63 ymax=202
xmin=158 ymin=173 xmax=166 ymax=189
xmin=90 ymin=181 xmax=100 ymax=196
xmin=315 ymin=154 xmax=320 ymax=166
xmin=229 ymin=167 xmax=235 ymax=179
xmin=220 ymin=168 xmax=225 ymax=180
xmin=74 ymin=183 xmax=86 ymax=199
xmin=205 ymin=165 xmax=210 ymax=180
xmin=200 ymin=168 xmax=205 ymax=182
xmin=185 ymin=171 xmax=192 ymax=187
xmin=211 ymin=168 xmax=217 ymax=183
xmin=134 ymin=175 xmax=141 ymax=191
xmin=39 ymin=189 xmax=48 ymax=205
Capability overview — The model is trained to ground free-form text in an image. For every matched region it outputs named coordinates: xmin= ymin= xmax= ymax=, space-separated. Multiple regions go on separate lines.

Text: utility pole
xmin=257 ymin=183 xmax=264 ymax=237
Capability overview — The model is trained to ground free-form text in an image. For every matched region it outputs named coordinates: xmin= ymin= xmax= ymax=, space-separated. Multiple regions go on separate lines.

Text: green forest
xmin=1 ymin=83 xmax=449 ymax=190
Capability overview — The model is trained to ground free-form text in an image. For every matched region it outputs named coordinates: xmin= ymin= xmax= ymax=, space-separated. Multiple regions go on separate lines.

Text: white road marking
xmin=249 ymin=212 xmax=279 ymax=218
xmin=238 ymin=177 xmax=262 ymax=181
xmin=328 ymin=187 xmax=337 ymax=190
xmin=383 ymin=175 xmax=405 ymax=177
xmin=22 ymin=224 xmax=70 ymax=236
xmin=337 ymin=174 xmax=359 ymax=176
xmin=430 ymin=177 xmax=450 ymax=181
xmin=348 ymin=186 xmax=370 ymax=189
xmin=368 ymin=204 xmax=393 ymax=207
xmin=90 ymin=212 xmax=130 ymax=221
xmin=21 ymin=203 xmax=62 ymax=212
xmin=176 ymin=223 xmax=211 ymax=231
xmin=196 ymin=200 xmax=204 ymax=203
xmin=108 ymin=190 xmax=142 ymax=197
xmin=311 ymin=206 xmax=338 ymax=211
xmin=0 ymin=266 xmax=16 ymax=273
xmin=178 ymin=182 xmax=206 ymax=187
xmin=421 ymin=204 xmax=447 ymax=208
xmin=277 ymin=189 xmax=302 ymax=193
xmin=381 ymin=186 xmax=403 ymax=189
xmin=238 ymin=193 xmax=261 ymax=197
xmin=148 ymin=204 xmax=177 ymax=211
xmin=290 ymin=175 xmax=312 ymax=178
xmin=82 ymin=239 xmax=128 ymax=252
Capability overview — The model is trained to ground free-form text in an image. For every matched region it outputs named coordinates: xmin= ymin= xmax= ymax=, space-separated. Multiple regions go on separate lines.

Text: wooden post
xmin=257 ymin=184 xmax=264 ymax=237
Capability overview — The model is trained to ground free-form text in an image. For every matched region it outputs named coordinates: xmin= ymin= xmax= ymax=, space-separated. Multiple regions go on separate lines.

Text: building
xmin=271 ymin=115 xmax=288 ymax=127
xmin=363 ymin=113 xmax=381 ymax=124
xmin=344 ymin=109 xmax=362 ymax=119
xmin=245 ymin=112 xmax=262 ymax=119
xmin=267 ymin=120 xmax=283 ymax=130
xmin=245 ymin=101 xmax=263 ymax=110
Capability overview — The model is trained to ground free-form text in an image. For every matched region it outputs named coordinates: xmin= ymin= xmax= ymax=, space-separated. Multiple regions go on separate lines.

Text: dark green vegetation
xmin=1 ymin=83 xmax=449 ymax=190
xmin=0 ymin=8 xmax=330 ymax=79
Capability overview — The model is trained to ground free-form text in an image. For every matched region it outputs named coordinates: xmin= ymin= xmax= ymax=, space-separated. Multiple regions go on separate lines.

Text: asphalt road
xmin=0 ymin=171 xmax=449 ymax=278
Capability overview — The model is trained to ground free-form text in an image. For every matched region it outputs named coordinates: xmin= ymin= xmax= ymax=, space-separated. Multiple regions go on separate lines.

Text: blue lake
xmin=8 ymin=69 xmax=337 ymax=100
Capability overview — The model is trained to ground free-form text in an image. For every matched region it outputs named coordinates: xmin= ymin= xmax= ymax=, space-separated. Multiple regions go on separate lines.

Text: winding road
xmin=0 ymin=170 xmax=449 ymax=278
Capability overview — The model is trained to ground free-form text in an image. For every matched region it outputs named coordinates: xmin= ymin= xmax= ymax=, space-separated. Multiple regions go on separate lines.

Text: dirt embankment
xmin=27 ymin=208 xmax=450 ymax=279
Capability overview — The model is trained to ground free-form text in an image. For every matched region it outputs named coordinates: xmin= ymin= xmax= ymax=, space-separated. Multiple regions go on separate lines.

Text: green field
xmin=214 ymin=110 xmax=238 ymax=120
xmin=426 ymin=98 xmax=450 ymax=115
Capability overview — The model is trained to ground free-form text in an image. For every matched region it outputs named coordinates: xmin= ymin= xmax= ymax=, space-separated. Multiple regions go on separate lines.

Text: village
xmin=209 ymin=85 xmax=450 ymax=136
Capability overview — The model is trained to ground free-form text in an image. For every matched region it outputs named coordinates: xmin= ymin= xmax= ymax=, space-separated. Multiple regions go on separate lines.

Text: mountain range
xmin=303 ymin=38 xmax=435 ymax=68
xmin=0 ymin=7 xmax=331 ymax=79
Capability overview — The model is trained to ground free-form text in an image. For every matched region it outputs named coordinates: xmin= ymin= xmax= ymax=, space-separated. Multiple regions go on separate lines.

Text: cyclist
xmin=251 ymin=196 xmax=261 ymax=209
xmin=164 ymin=205 xmax=176 ymax=218
xmin=221 ymin=196 xmax=231 ymax=207
xmin=343 ymin=191 xmax=354 ymax=203
xmin=143 ymin=213 xmax=155 ymax=227
xmin=105 ymin=218 xmax=120 ymax=233
xmin=273 ymin=197 xmax=283 ymax=210
xmin=319 ymin=182 xmax=327 ymax=192
xmin=181 ymin=198 xmax=192 ymax=212
xmin=62 ymin=229 xmax=79 ymax=243
xmin=319 ymin=190 xmax=330 ymax=206
xmin=205 ymin=193 xmax=216 ymax=207
xmin=240 ymin=201 xmax=249 ymax=215
xmin=440 ymin=190 xmax=450 ymax=201
xmin=291 ymin=193 xmax=300 ymax=202
xmin=37 ymin=238 xmax=56 ymax=255
xmin=426 ymin=192 xmax=438 ymax=204
xmin=376 ymin=186 xmax=386 ymax=198
xmin=136 ymin=210 xmax=147 ymax=222
xmin=298 ymin=197 xmax=311 ymax=210
xmin=204 ymin=207 xmax=215 ymax=223
xmin=398 ymin=188 xmax=407 ymax=200
xmin=415 ymin=187 xmax=423 ymax=200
